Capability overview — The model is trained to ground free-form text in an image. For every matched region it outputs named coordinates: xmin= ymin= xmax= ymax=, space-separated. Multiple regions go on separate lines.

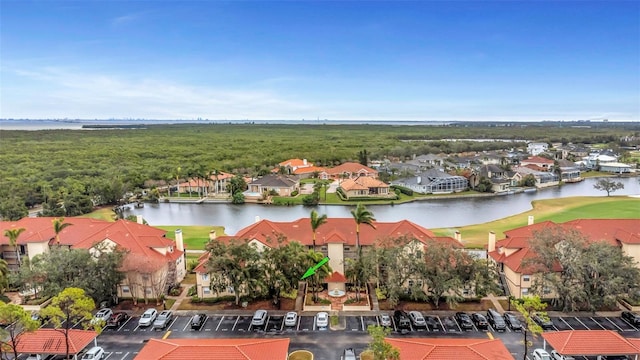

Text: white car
xmin=551 ymin=350 xmax=576 ymax=360
xmin=379 ymin=313 xmax=392 ymax=327
xmin=284 ymin=312 xmax=298 ymax=327
xmin=81 ymin=346 xmax=105 ymax=360
xmin=138 ymin=308 xmax=158 ymax=327
xmin=315 ymin=312 xmax=329 ymax=328
xmin=91 ymin=308 xmax=113 ymax=325
xmin=533 ymin=349 xmax=552 ymax=360
xmin=408 ymin=311 xmax=427 ymax=328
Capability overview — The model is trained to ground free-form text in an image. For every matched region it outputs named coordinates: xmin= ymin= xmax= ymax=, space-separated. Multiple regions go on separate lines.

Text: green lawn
xmin=79 ymin=207 xmax=115 ymax=221
xmin=158 ymin=225 xmax=226 ymax=251
xmin=433 ymin=196 xmax=640 ymax=248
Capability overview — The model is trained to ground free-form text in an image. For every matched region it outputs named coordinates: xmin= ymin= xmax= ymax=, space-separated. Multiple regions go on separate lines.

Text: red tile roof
xmin=324 ymin=271 xmax=348 ymax=283
xmin=279 ymin=158 xmax=312 ymax=168
xmin=522 ymin=156 xmax=554 ymax=164
xmin=14 ymin=329 xmax=98 ymax=355
xmin=0 ymin=217 xmax=182 ymax=272
xmin=339 ymin=176 xmax=389 ymax=191
xmin=385 ymin=337 xmax=514 ymax=360
xmin=542 ymin=330 xmax=640 ymax=355
xmin=293 ymin=165 xmax=326 ymax=175
xmin=134 ymin=338 xmax=290 ymax=360
xmin=215 ymin=218 xmax=455 ymax=248
xmin=326 ymin=162 xmax=377 ymax=176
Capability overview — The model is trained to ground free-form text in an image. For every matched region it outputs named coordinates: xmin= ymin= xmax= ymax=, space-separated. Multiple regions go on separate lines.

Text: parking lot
xmin=32 ymin=312 xmax=640 ymax=360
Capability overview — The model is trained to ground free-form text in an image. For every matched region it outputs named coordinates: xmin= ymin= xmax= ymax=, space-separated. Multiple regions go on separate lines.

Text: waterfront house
xmin=246 ymin=174 xmax=300 ymax=198
xmin=338 ymin=176 xmax=392 ymax=199
xmin=391 ymin=169 xmax=468 ymax=194
xmin=520 ymin=156 xmax=554 ymax=170
xmin=326 ymin=162 xmax=378 ymax=180
xmin=277 ymin=158 xmax=314 ymax=174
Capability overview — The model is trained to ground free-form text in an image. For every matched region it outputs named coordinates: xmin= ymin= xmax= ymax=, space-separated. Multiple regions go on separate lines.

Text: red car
xmin=106 ymin=312 xmax=129 ymax=328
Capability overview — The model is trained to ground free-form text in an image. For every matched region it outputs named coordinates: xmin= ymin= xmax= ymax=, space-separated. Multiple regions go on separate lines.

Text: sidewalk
xmin=169 ymin=286 xmax=190 ymax=312
xmin=485 ymin=293 xmax=506 ymax=313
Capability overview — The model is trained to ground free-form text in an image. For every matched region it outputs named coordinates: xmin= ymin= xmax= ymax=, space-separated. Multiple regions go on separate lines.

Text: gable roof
xmin=279 ymin=158 xmax=312 ymax=168
xmin=249 ymin=174 xmax=298 ymax=188
xmin=339 ymin=176 xmax=389 ymax=191
xmin=542 ymin=330 xmax=640 ymax=355
xmin=326 ymin=162 xmax=377 ymax=176
xmin=134 ymin=338 xmax=290 ymax=360
xmin=521 ymin=156 xmax=554 ymax=164
xmin=385 ymin=338 xmax=513 ymax=360
xmin=15 ymin=329 xmax=98 ymax=355
xmin=293 ymin=165 xmax=326 ymax=175
xmin=215 ymin=218 xmax=456 ymax=249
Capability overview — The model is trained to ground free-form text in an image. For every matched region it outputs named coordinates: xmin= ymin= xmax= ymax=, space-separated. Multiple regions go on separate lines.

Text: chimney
xmin=136 ymin=215 xmax=143 ymax=224
xmin=175 ymin=229 xmax=184 ymax=252
xmin=255 ymin=216 xmax=261 ymax=223
xmin=209 ymin=229 xmax=217 ymax=240
xmin=454 ymin=231 xmax=462 ymax=243
xmin=488 ymin=231 xmax=496 ymax=253
xmin=303 ymin=159 xmax=307 ymax=165
xmin=528 ymin=216 xmax=534 ymax=225
xmin=417 ymin=176 xmax=421 ymax=185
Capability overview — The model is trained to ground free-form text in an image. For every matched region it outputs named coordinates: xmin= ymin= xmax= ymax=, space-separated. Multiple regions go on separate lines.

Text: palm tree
xmin=0 ymin=259 xmax=9 ymax=294
xmin=350 ymin=203 xmax=376 ymax=301
xmin=4 ymin=228 xmax=25 ymax=266
xmin=52 ymin=218 xmax=72 ymax=246
xmin=211 ymin=169 xmax=221 ymax=195
xmin=310 ymin=210 xmax=328 ymax=253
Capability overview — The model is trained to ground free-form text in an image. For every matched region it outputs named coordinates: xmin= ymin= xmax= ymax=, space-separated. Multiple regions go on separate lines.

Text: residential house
xmin=177 ymin=171 xmax=236 ymax=196
xmin=391 ymin=169 xmax=468 ymax=194
xmin=527 ymin=142 xmax=549 ymax=156
xmin=556 ymin=159 xmax=582 ymax=182
xmin=600 ymin=162 xmax=632 ymax=173
xmin=520 ymin=156 xmax=554 ymax=170
xmin=0 ymin=217 xmax=186 ymax=301
xmin=293 ymin=165 xmax=328 ymax=179
xmin=407 ymin=154 xmax=446 ymax=169
xmin=514 ymin=166 xmax=560 ymax=188
xmin=326 ymin=162 xmax=378 ymax=180
xmin=246 ymin=174 xmax=300 ymax=198
xmin=194 ymin=218 xmax=460 ymax=299
xmin=487 ymin=217 xmax=640 ymax=298
xmin=385 ymin=338 xmax=514 ymax=360
xmin=584 ymin=151 xmax=618 ymax=169
xmin=477 ymin=164 xmax=511 ymax=193
xmin=278 ymin=158 xmax=314 ymax=174
xmin=338 ymin=176 xmax=391 ymax=199
xmin=135 ymin=338 xmax=290 ymax=360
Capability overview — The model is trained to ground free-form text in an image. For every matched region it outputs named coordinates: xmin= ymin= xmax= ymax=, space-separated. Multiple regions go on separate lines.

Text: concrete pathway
xmin=485 ymin=293 xmax=506 ymax=313
xmin=169 ymin=286 xmax=190 ymax=311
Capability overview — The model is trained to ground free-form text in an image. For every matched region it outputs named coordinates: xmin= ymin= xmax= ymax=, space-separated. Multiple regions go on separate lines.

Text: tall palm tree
xmin=350 ymin=203 xmax=376 ymax=301
xmin=310 ymin=210 xmax=328 ymax=253
xmin=4 ymin=228 xmax=25 ymax=266
xmin=52 ymin=218 xmax=72 ymax=246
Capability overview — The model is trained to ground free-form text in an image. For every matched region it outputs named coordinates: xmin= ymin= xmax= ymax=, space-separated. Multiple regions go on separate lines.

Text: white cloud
xmin=111 ymin=14 xmax=139 ymax=27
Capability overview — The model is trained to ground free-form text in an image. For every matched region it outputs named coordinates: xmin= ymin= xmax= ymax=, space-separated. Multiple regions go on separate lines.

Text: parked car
xmin=471 ymin=313 xmax=489 ymax=330
xmin=341 ymin=348 xmax=357 ymax=360
xmin=138 ymin=308 xmax=158 ymax=327
xmin=284 ymin=312 xmax=298 ymax=327
xmin=503 ymin=312 xmax=523 ymax=331
xmin=533 ymin=313 xmax=554 ymax=330
xmin=251 ymin=310 xmax=268 ymax=327
xmin=486 ymin=308 xmax=506 ymax=332
xmin=393 ymin=310 xmax=411 ymax=330
xmin=379 ymin=313 xmax=392 ymax=328
xmin=621 ymin=311 xmax=640 ymax=325
xmin=455 ymin=312 xmax=474 ymax=330
xmin=315 ymin=312 xmax=329 ymax=328
xmin=441 ymin=316 xmax=458 ymax=332
xmin=424 ymin=315 xmax=440 ymax=331
xmin=81 ymin=346 xmax=105 ymax=360
xmin=190 ymin=313 xmax=207 ymax=330
xmin=91 ymin=308 xmax=113 ymax=325
xmin=106 ymin=312 xmax=129 ymax=328
xmin=532 ymin=348 xmax=551 ymax=360
xmin=153 ymin=310 xmax=174 ymax=330
xmin=551 ymin=350 xmax=576 ymax=360
xmin=26 ymin=355 xmax=42 ymax=360
xmin=408 ymin=311 xmax=427 ymax=328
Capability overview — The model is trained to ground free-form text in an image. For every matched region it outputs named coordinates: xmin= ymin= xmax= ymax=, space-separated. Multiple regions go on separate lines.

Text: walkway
xmin=169 ymin=286 xmax=190 ymax=312
xmin=485 ymin=293 xmax=506 ymax=313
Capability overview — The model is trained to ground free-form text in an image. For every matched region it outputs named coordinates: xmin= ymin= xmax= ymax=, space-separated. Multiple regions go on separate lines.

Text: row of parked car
xmin=390 ymin=309 xmax=524 ymax=332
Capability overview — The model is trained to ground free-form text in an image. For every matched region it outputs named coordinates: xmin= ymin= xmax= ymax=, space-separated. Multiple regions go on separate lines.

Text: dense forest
xmin=1 ymin=122 xmax=638 ymax=220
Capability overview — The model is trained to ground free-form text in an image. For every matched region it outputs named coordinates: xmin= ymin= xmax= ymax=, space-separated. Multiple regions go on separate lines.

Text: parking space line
xmin=437 ymin=317 xmax=445 ymax=331
xmin=589 ymin=317 xmax=605 ymax=330
xmin=182 ymin=316 xmax=191 ymax=331
xmin=621 ymin=318 xmax=639 ymax=331
xmin=604 ymin=317 xmax=624 ymax=332
xmin=559 ymin=317 xmax=573 ymax=330
xmin=296 ymin=317 xmax=301 ymax=331
xmin=215 ymin=316 xmax=224 ymax=331
xmin=574 ymin=317 xmax=589 ymax=330
xmin=360 ymin=316 xmax=365 ymax=331
xmin=232 ymin=316 xmax=240 ymax=331
xmin=117 ymin=317 xmax=131 ymax=332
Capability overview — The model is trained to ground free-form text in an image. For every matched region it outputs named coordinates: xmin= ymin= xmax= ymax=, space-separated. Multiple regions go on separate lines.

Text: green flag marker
xmin=301 ymin=257 xmax=330 ymax=280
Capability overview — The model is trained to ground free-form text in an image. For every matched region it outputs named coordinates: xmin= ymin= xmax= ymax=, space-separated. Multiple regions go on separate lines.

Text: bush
xmin=169 ymin=286 xmax=182 ymax=296
xmin=291 ymin=190 xmax=299 ymax=197
xmin=375 ymin=287 xmax=387 ymax=301
xmin=187 ymin=285 xmax=197 ymax=297
xmin=391 ymin=185 xmax=413 ymax=196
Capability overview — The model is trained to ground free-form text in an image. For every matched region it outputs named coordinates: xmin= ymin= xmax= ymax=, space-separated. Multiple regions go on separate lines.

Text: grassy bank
xmin=159 ymin=225 xmax=226 ymax=251
xmin=433 ymin=196 xmax=640 ymax=248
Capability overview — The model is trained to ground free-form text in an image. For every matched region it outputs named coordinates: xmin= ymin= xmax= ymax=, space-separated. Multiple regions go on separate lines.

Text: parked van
xmin=81 ymin=346 xmax=105 ymax=360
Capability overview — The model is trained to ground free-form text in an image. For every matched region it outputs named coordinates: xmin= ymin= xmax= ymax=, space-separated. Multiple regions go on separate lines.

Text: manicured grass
xmin=79 ymin=207 xmax=115 ymax=221
xmin=432 ymin=196 xmax=640 ymax=248
xmin=158 ymin=225 xmax=226 ymax=251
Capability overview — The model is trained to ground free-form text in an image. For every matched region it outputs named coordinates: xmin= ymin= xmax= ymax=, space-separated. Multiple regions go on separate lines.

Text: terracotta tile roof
xmin=385 ymin=337 xmax=514 ymax=360
xmin=326 ymin=162 xmax=377 ymax=176
xmin=542 ymin=330 xmax=640 ymax=355
xmin=15 ymin=329 xmax=98 ymax=355
xmin=324 ymin=271 xmax=348 ymax=283
xmin=522 ymin=156 xmax=554 ymax=164
xmin=279 ymin=158 xmax=312 ymax=168
xmin=293 ymin=166 xmax=326 ymax=175
xmin=134 ymin=338 xmax=290 ymax=360
xmin=216 ymin=218 xmax=450 ymax=248
xmin=339 ymin=176 xmax=389 ymax=191
xmin=1 ymin=218 xmax=182 ymax=273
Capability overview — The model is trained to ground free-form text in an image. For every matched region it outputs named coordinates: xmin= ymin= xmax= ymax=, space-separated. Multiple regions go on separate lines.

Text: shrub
xmin=375 ymin=287 xmax=387 ymax=301
xmin=187 ymin=285 xmax=197 ymax=297
xmin=291 ymin=190 xmax=299 ymax=197
xmin=390 ymin=185 xmax=413 ymax=196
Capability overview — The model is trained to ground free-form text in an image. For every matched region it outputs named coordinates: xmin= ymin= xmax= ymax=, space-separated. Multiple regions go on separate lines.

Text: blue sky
xmin=1 ymin=1 xmax=638 ymax=121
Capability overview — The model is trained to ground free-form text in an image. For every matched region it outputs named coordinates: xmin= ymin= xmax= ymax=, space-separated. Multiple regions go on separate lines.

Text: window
xmin=344 ymin=247 xmax=350 ymax=251
xmin=408 ymin=280 xmax=414 ymax=287
xmin=203 ymin=287 xmax=211 ymax=295
xmin=19 ymin=245 xmax=26 ymax=255
xmin=415 ymin=250 xmax=423 ymax=259
xmin=121 ymin=286 xmax=130 ymax=293
xmin=523 ymin=275 xmax=531 ymax=282
xmin=227 ymin=286 xmax=235 ymax=294
xmin=202 ymin=274 xmax=209 ymax=281
xmin=145 ymin=287 xmax=152 ymax=295
xmin=543 ymin=287 xmax=551 ymax=295
xmin=521 ymin=288 xmax=529 ymax=296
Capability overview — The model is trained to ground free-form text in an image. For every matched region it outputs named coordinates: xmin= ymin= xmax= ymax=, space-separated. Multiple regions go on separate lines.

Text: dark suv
xmin=393 ymin=310 xmax=411 ymax=331
xmin=486 ymin=309 xmax=506 ymax=332
xmin=472 ymin=313 xmax=489 ymax=330
xmin=455 ymin=312 xmax=474 ymax=330
xmin=621 ymin=311 xmax=640 ymax=326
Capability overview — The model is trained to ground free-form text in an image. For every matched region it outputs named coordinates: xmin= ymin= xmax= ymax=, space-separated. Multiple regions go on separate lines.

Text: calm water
xmin=125 ymin=177 xmax=640 ymax=234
